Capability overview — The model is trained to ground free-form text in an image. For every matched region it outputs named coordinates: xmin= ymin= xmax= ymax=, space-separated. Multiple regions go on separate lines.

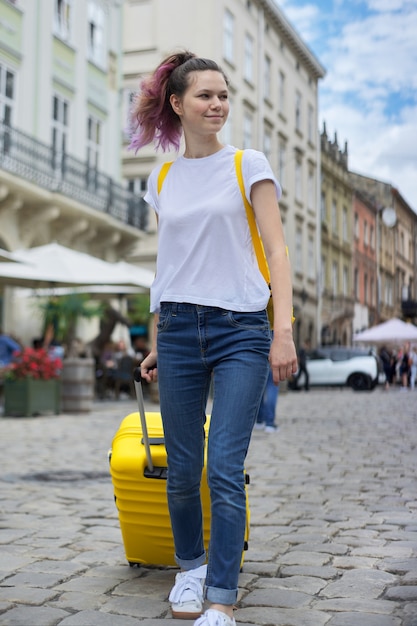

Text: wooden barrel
xmin=62 ymin=358 xmax=95 ymax=413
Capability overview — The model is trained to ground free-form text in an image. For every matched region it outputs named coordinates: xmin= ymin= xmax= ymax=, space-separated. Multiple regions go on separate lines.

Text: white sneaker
xmin=194 ymin=608 xmax=236 ymax=626
xmin=253 ymin=422 xmax=265 ymax=431
xmin=169 ymin=564 xmax=207 ymax=619
xmin=265 ymin=424 xmax=279 ymax=433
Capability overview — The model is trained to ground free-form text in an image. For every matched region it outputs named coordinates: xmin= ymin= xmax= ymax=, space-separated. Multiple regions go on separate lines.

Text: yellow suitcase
xmin=109 ymin=374 xmax=250 ymax=567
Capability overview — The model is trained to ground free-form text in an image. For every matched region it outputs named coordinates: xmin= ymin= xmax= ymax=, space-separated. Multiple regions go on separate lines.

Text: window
xmin=342 ymin=207 xmax=348 ymax=241
xmin=0 ymin=63 xmax=15 ymax=154
xmin=364 ymin=220 xmax=368 ymax=247
xmin=320 ymin=191 xmax=326 ymax=223
xmin=307 ymin=167 xmax=314 ymax=210
xmin=54 ymin=0 xmax=72 ymax=40
xmin=264 ymin=55 xmax=271 ymax=100
xmin=308 ymin=236 xmax=315 ymax=279
xmin=370 ymin=225 xmax=374 ymax=250
xmin=295 ymin=158 xmax=302 ymax=202
xmin=364 ymin=272 xmax=368 ymax=304
xmin=221 ymin=95 xmax=233 ymax=145
xmin=307 ymin=103 xmax=314 ymax=143
xmin=223 ymin=9 xmax=234 ymax=63
xmin=295 ymin=91 xmax=302 ymax=132
xmin=86 ymin=115 xmax=101 ymax=189
xmin=278 ymin=71 xmax=285 ymax=115
xmin=244 ymin=33 xmax=254 ymax=82
xmin=354 ymin=212 xmax=359 ymax=239
xmin=332 ymin=261 xmax=338 ymax=295
xmin=343 ymin=266 xmax=349 ymax=297
xmin=295 ymin=228 xmax=302 ymax=273
xmin=331 ymin=200 xmax=337 ymax=234
xmin=321 ymin=256 xmax=326 ymax=293
xmin=0 ymin=64 xmax=15 ymax=127
xmin=52 ymin=94 xmax=69 ymax=173
xmin=354 ymin=267 xmax=359 ymax=299
xmin=243 ymin=112 xmax=253 ymax=149
xmin=278 ymin=140 xmax=286 ymax=189
xmin=263 ymin=128 xmax=272 ymax=162
xmin=88 ymin=0 xmax=105 ymax=66
xmin=127 ymin=178 xmax=148 ymax=230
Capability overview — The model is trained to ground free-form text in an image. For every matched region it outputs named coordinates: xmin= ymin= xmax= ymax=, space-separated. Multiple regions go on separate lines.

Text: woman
xmin=130 ymin=51 xmax=297 ymax=626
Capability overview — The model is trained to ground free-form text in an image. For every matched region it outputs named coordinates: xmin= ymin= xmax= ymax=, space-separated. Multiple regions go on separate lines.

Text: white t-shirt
xmin=144 ymin=145 xmax=282 ymax=313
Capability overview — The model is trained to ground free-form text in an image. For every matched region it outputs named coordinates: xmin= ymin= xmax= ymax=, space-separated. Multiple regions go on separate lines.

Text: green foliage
xmin=128 ymin=294 xmax=151 ymax=325
xmin=39 ymin=294 xmax=104 ymax=346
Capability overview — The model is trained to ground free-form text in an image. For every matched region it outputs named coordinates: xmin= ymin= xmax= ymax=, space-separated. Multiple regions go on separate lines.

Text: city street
xmin=0 ymin=387 xmax=416 ymax=626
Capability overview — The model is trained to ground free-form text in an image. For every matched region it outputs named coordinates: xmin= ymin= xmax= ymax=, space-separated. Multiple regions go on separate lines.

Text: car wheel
xmin=348 ymin=373 xmax=371 ymax=391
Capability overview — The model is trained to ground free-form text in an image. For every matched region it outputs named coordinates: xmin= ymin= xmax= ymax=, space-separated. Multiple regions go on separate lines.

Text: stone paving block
xmin=241 ymin=587 xmax=311 ymax=609
xmin=235 ymin=606 xmax=329 ymax=626
xmin=332 ymin=556 xmax=379 ymax=570
xmin=314 ymin=597 xmax=399 ymax=613
xmin=0 ymin=606 xmax=70 ymax=625
xmin=279 ymin=551 xmax=331 ymax=567
xmin=49 ymin=590 xmax=107 ymax=611
xmin=253 ymin=574 xmax=327 ymax=595
xmin=241 ymin=562 xmax=279 ymax=576
xmin=0 ymin=571 xmax=69 ymax=588
xmin=0 ymin=586 xmax=59 ymax=605
xmin=58 ymin=609 xmax=141 ymax=625
xmin=326 ymin=613 xmax=401 ymax=626
xmin=54 ymin=575 xmax=120 ymax=595
xmin=289 ymin=542 xmax=349 ymax=555
xmin=320 ymin=567 xmax=397 ymax=599
xmin=101 ymin=595 xmax=167 ymax=619
xmin=378 ymin=558 xmax=417 ymax=575
xmin=280 ymin=565 xmax=339 ymax=579
xmin=385 ymin=585 xmax=417 ymax=601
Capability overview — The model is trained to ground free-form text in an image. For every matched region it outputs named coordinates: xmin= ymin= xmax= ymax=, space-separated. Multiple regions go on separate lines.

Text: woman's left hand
xmin=269 ymin=331 xmax=298 ymax=385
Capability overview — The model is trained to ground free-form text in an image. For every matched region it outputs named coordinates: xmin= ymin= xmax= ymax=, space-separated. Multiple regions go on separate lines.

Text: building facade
xmin=319 ymin=125 xmax=354 ymax=345
xmin=122 ymin=0 xmax=326 ymax=346
xmin=350 ymin=173 xmax=416 ymax=325
xmin=352 ymin=191 xmax=377 ymax=334
xmin=0 ymin=0 xmax=143 ymax=259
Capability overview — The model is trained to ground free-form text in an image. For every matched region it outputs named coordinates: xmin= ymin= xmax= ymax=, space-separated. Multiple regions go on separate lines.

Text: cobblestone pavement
xmin=0 ymin=387 xmax=416 ymax=626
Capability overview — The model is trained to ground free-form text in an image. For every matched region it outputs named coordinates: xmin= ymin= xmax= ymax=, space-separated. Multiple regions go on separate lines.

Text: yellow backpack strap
xmin=157 ymin=161 xmax=174 ymax=195
xmin=234 ymin=150 xmax=270 ymax=284
xmin=235 ymin=150 xmax=295 ymax=325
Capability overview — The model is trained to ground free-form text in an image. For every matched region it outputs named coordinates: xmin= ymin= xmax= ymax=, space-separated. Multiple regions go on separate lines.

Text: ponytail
xmin=128 ymin=50 xmax=228 ymax=153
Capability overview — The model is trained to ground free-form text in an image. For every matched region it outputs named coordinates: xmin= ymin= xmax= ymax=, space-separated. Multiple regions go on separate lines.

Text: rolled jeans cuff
xmin=206 ymin=584 xmax=238 ymax=606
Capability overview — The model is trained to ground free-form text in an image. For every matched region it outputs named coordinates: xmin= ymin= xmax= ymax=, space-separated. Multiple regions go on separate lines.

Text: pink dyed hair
xmin=128 ymin=51 xmax=228 ymax=153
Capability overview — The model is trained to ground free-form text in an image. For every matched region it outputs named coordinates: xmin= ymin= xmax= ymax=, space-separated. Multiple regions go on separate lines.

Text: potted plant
xmin=3 ymin=347 xmax=62 ymax=417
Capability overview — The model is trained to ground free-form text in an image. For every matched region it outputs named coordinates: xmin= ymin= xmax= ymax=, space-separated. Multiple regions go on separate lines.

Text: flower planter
xmin=4 ymin=378 xmax=61 ymax=417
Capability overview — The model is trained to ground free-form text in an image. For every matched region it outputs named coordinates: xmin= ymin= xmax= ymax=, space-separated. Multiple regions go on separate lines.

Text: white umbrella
xmin=353 ymin=318 xmax=417 ymax=344
xmin=0 ymin=243 xmax=154 ymax=289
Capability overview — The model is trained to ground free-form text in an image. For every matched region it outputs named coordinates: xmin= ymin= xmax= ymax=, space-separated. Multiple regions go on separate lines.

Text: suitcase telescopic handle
xmin=133 ymin=367 xmax=154 ymax=473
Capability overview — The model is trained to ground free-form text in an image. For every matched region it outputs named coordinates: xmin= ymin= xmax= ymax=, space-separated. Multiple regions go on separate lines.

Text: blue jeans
xmin=157 ymin=303 xmax=271 ymax=605
xmin=256 ymin=368 xmax=280 ymax=426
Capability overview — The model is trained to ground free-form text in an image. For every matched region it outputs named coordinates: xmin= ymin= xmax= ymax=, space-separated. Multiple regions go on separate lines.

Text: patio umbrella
xmin=353 ymin=318 xmax=417 ymax=344
xmin=0 ymin=243 xmax=154 ymax=289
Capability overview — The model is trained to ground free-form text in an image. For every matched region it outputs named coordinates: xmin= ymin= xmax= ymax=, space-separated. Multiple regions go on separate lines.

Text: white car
xmin=290 ymin=346 xmax=380 ymax=391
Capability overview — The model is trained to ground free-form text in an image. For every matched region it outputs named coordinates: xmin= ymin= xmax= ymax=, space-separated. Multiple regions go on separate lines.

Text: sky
xmin=277 ymin=0 xmax=417 ymax=211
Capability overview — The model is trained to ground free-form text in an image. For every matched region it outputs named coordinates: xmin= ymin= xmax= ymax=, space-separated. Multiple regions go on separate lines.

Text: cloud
xmin=277 ymin=0 xmax=417 ymax=210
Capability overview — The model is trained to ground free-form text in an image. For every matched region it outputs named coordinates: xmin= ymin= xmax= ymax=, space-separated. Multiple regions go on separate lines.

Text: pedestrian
xmin=131 ymin=51 xmax=297 ymax=626
xmin=400 ymin=342 xmax=411 ymax=390
xmin=0 ymin=329 xmax=21 ymax=367
xmin=292 ymin=338 xmax=310 ymax=391
xmin=379 ymin=345 xmax=393 ymax=390
xmin=255 ymin=332 xmax=280 ymax=433
xmin=409 ymin=345 xmax=417 ymax=390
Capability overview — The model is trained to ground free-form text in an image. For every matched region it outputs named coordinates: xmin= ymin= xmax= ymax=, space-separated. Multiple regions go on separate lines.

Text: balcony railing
xmin=0 ymin=120 xmax=148 ymax=231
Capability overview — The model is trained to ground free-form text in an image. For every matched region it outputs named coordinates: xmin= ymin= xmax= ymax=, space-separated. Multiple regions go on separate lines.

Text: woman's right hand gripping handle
xmin=140 ymin=351 xmax=158 ymax=383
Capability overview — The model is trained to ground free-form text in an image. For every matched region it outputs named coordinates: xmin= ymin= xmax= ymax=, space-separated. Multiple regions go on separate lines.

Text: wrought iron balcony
xmin=0 ymin=120 xmax=148 ymax=231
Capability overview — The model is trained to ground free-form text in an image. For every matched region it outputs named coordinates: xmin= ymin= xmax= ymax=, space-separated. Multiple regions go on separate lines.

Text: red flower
xmin=5 ymin=347 xmax=62 ymax=381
